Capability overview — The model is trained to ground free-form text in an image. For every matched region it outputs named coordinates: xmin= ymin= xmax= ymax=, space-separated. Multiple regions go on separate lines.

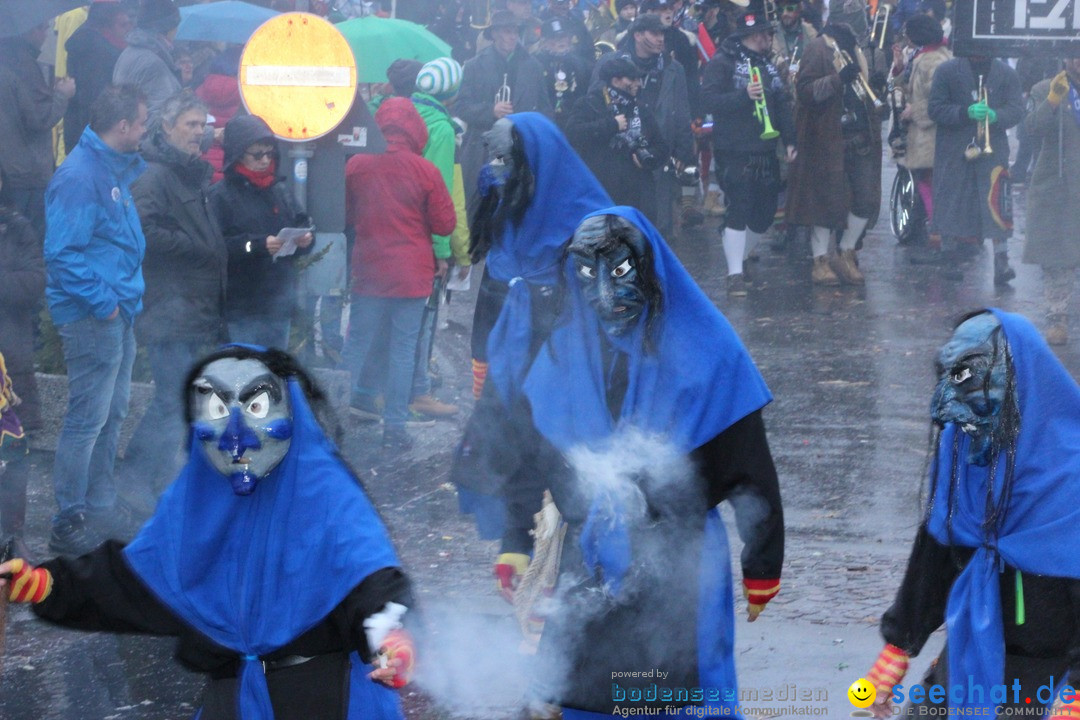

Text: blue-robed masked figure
xmin=865 ymin=309 xmax=1080 ymax=719
xmin=9 ymin=346 xmax=415 ymax=720
xmin=459 ymin=207 xmax=785 ymax=717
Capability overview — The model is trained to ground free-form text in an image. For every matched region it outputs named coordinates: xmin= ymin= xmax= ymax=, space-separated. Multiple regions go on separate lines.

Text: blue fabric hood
xmin=926 ymin=308 xmax=1080 ymax=714
xmin=484 ymin=113 xmax=612 ymax=403
xmin=124 ymin=378 xmax=400 ymax=720
xmin=523 ymin=206 xmax=772 ymax=453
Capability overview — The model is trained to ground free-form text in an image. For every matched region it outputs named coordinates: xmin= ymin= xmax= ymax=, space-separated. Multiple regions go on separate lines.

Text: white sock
xmin=811 ymin=226 xmax=832 ymax=258
xmin=992 ymin=238 xmax=1007 ymax=255
xmin=839 ymin=213 xmax=869 ymax=251
xmin=723 ymin=228 xmax=747 ymax=276
xmin=745 ymin=230 xmax=762 ymax=260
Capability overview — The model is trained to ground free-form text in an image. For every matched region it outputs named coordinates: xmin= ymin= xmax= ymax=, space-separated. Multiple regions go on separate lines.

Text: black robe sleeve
xmin=695 ymin=410 xmax=784 ymax=581
xmin=879 ymin=525 xmax=962 ymax=656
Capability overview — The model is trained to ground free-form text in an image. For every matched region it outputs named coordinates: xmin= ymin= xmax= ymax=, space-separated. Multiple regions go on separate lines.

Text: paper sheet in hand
xmin=273 ymin=227 xmax=311 ymax=262
xmin=446 ymin=265 xmax=472 ymax=292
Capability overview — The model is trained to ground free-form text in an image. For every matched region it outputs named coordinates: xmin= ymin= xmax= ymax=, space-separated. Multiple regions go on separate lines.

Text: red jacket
xmin=346 ymin=98 xmax=456 ymax=298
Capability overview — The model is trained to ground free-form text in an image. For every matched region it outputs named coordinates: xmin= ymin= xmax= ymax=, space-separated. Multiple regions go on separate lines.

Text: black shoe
xmin=994 ymin=253 xmax=1016 ymax=286
xmin=49 ymin=512 xmax=103 ymax=557
xmin=381 ymin=426 xmax=414 ymax=454
xmin=726 ymin=273 xmax=749 ymax=297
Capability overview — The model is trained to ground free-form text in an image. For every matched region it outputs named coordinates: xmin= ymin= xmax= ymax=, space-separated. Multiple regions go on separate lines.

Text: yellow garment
xmin=54 ymin=7 xmax=88 ymax=78
xmin=450 ymin=163 xmax=471 ymax=267
xmin=0 ymin=351 xmax=15 ymax=415
xmin=1048 ymin=70 xmax=1070 ymax=107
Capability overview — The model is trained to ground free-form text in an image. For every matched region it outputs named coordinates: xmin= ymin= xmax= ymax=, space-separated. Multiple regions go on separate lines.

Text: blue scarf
xmin=484 ymin=112 xmax=612 ymax=404
xmin=926 ymin=308 xmax=1080 ymax=714
xmin=524 ymin=207 xmax=770 ymax=713
xmin=124 ymin=379 xmax=402 ymax=720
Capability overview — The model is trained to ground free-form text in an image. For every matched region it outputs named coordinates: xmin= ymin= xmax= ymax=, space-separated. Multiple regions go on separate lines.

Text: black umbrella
xmin=0 ymin=0 xmax=87 ymax=39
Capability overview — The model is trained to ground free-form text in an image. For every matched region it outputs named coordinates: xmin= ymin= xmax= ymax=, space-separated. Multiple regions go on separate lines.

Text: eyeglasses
xmin=245 ymin=150 xmax=276 ymax=161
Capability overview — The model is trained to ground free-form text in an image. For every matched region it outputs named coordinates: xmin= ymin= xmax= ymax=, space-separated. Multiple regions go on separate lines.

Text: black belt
xmin=260 ymin=655 xmax=314 ymax=673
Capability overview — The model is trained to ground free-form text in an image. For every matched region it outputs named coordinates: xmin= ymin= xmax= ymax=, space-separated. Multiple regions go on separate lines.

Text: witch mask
xmin=569 ymin=214 xmax=651 ymax=337
xmin=189 ymin=357 xmax=294 ymax=495
xmin=931 ymin=312 xmax=1014 ymax=466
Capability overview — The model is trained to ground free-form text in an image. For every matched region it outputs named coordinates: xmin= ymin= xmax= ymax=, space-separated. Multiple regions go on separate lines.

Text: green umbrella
xmin=336 ymin=16 xmax=452 ymax=84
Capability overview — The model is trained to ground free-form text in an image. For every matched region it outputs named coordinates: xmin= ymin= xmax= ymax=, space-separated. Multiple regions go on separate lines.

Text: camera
xmin=633 ymin=146 xmax=661 ymax=171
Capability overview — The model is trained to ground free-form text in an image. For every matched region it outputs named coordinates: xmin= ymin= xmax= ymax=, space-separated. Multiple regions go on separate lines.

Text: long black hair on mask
xmin=468 ymin=126 xmax=535 ymax=263
xmin=181 ymin=345 xmax=342 ymax=444
xmin=923 ymin=310 xmax=1021 ymax=568
xmin=549 ymin=214 xmax=664 ymax=358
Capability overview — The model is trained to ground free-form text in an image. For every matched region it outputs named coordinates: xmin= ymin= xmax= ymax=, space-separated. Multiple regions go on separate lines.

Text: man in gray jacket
xmin=113 ymin=0 xmax=182 ymax=117
xmin=0 ymin=22 xmax=75 ymax=235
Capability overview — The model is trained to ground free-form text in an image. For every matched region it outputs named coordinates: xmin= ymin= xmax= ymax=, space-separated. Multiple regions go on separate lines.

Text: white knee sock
xmin=811 ymin=226 xmax=832 ymax=258
xmin=839 ymin=213 xmax=869 ymax=251
xmin=992 ymin=238 xmax=1008 ymax=255
xmin=723 ymin=228 xmax=747 ymax=276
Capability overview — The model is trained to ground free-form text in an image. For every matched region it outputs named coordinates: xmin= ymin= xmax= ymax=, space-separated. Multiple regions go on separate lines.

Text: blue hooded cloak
xmin=926 ymin=308 xmax=1080 ymax=714
xmin=124 ymin=377 xmax=403 ymax=720
xmin=523 ymin=207 xmax=772 ymax=715
xmin=483 ymin=112 xmax=612 ymax=403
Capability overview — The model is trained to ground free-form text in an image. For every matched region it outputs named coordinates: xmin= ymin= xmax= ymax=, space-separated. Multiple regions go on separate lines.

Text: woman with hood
xmin=342 ymin=98 xmax=456 ymax=451
xmin=196 ymin=46 xmax=244 ymax=182
xmin=209 ymin=115 xmax=313 ymax=351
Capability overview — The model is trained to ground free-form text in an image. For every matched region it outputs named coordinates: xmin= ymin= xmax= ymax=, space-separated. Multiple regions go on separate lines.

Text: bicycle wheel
xmin=890 ymin=166 xmax=922 ymax=244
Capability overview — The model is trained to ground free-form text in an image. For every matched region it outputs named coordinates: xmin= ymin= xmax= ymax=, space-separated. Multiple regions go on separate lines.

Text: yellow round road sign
xmin=240 ymin=13 xmax=357 ymax=141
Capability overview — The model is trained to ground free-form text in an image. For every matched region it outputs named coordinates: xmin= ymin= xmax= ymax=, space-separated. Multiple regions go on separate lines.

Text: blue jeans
xmin=124 ymin=340 xmax=206 ymax=490
xmin=52 ymin=315 xmax=136 ymax=520
xmin=342 ymin=296 xmax=425 ymax=427
xmin=228 ymin=316 xmax=291 ymax=351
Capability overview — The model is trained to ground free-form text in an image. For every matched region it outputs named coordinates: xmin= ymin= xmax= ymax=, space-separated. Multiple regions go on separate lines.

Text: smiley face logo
xmin=848 ymin=678 xmax=876 ymax=709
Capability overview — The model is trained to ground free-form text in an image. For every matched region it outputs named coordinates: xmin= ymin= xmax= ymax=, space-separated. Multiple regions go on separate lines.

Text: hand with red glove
xmin=0 ymin=558 xmax=53 ymax=604
xmin=494 ymin=552 xmax=529 ymax=603
xmin=369 ymin=628 xmax=415 ymax=689
xmin=865 ymin=644 xmax=910 ymax=719
xmin=742 ymin=578 xmax=779 ymax=622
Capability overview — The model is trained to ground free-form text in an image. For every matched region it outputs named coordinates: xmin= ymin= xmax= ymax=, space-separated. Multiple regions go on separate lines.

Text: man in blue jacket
xmin=43 ymin=84 xmax=148 ymax=556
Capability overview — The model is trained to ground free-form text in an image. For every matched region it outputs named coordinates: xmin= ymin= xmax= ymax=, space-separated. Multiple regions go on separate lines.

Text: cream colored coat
xmin=899 ymin=44 xmax=952 ymax=170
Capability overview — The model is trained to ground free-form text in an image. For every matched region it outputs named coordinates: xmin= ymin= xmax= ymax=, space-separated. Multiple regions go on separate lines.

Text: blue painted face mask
xmin=931 ymin=313 xmax=1012 ymax=466
xmin=568 ymin=214 xmax=649 ymax=338
xmin=189 ymin=358 xmax=293 ymax=495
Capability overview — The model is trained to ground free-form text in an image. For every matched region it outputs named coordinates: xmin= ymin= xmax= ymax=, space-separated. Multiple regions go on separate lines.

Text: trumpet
xmin=966 ymin=75 xmax=993 ymax=160
xmin=871 ymin=3 xmax=891 ymax=50
xmin=751 ymin=66 xmax=780 ymax=140
xmin=825 ymin=35 xmax=884 ymax=112
xmin=496 ymin=73 xmax=511 ymax=104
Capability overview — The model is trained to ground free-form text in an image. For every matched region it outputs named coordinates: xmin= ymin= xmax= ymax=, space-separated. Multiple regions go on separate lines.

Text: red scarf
xmin=234 ymin=161 xmax=277 ymax=189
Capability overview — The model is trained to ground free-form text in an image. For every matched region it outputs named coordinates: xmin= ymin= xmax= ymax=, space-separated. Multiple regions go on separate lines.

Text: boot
xmin=1046 ymin=316 xmax=1069 ymax=346
xmin=811 ymin=255 xmax=840 ymax=286
xmin=833 ymin=249 xmax=865 ymax=285
xmin=703 ymin=189 xmax=726 ymax=217
xmin=994 ymin=251 xmax=1016 ymax=286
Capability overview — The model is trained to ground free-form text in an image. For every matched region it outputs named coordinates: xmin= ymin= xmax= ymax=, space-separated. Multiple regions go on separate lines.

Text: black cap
xmin=541 ymin=17 xmax=572 ymax=38
xmin=615 ymin=0 xmax=638 ymax=10
xmin=731 ymin=9 xmax=773 ymax=37
xmin=599 ymin=54 xmax=644 ymax=82
xmin=904 ymin=13 xmax=943 ymax=47
xmin=483 ymin=9 xmax=520 ymax=39
xmin=630 ymin=12 xmax=665 ymax=34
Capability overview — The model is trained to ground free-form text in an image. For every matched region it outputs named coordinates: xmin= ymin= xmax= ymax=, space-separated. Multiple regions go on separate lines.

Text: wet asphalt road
xmin=2 ymin=147 xmax=1076 ymax=720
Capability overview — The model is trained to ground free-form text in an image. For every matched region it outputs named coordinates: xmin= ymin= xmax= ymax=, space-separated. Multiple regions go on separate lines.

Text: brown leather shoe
xmin=408 ymin=394 xmax=459 ymax=418
xmin=832 ymin=249 xmax=865 ymax=285
xmin=811 ymin=255 xmax=840 ymax=286
xmin=1046 ymin=323 xmax=1068 ymax=346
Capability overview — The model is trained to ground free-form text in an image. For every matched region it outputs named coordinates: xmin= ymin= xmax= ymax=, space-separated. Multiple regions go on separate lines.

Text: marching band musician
xmin=536 ymin=17 xmax=592 ymax=128
xmin=786 ymin=21 xmax=883 ymax=286
xmin=701 ymin=8 xmax=796 ymax=297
